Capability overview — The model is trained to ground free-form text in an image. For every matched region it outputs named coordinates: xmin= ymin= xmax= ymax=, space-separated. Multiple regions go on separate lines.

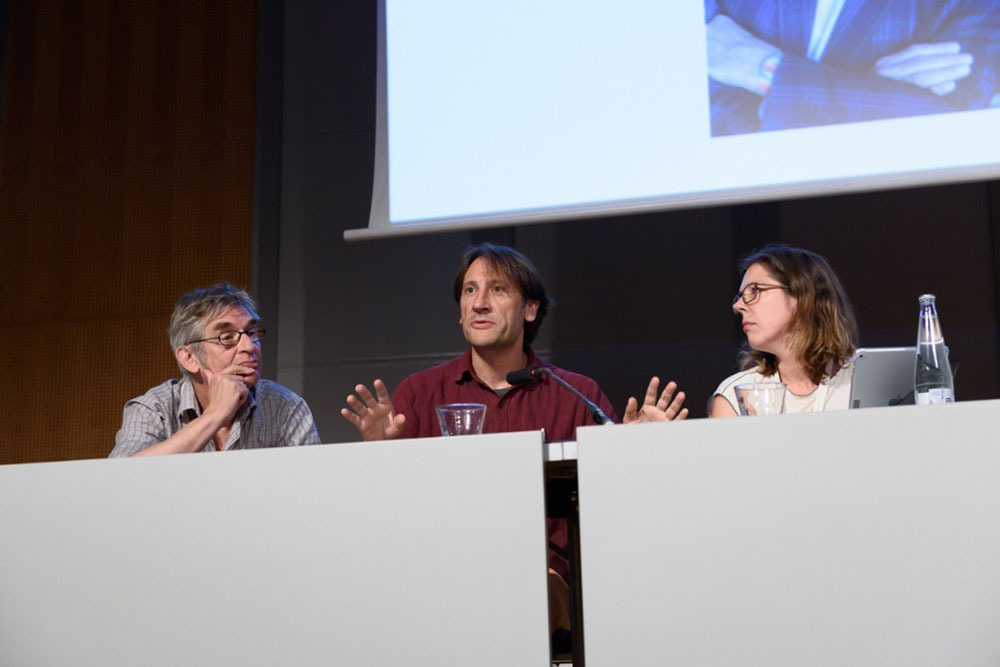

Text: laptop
xmin=849 ymin=346 xmax=917 ymax=409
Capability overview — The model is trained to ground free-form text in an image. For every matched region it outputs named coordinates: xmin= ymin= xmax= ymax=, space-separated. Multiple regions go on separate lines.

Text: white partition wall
xmin=577 ymin=401 xmax=1000 ymax=666
xmin=0 ymin=432 xmax=551 ymax=666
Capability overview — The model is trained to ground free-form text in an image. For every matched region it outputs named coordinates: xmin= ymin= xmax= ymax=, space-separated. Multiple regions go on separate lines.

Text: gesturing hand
xmin=875 ymin=42 xmax=974 ymax=96
xmin=623 ymin=377 xmax=688 ymax=424
xmin=202 ymin=364 xmax=252 ymax=422
xmin=341 ymin=379 xmax=406 ymax=441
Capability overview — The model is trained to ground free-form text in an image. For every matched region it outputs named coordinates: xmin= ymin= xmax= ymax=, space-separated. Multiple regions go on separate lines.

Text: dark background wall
xmin=267 ymin=1 xmax=1000 ymax=446
xmin=1 ymin=1 xmax=997 ymax=463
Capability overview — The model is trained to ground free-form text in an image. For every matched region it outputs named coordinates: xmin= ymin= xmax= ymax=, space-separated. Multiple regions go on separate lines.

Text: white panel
xmin=0 ymin=432 xmax=550 ymax=666
xmin=578 ymin=400 xmax=1000 ymax=666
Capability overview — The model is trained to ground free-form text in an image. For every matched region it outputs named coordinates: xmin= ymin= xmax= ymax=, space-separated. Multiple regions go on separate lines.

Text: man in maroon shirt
xmin=340 ymin=242 xmax=687 ymax=649
xmin=341 ymin=242 xmax=687 ymax=440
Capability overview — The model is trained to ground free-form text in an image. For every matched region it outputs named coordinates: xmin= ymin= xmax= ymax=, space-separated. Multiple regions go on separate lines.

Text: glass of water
xmin=735 ymin=382 xmax=786 ymax=416
xmin=435 ymin=403 xmax=487 ymax=436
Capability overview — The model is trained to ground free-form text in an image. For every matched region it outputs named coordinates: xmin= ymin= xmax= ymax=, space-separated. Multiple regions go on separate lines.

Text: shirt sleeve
xmin=759 ymin=50 xmax=996 ymax=131
xmin=391 ymin=377 xmax=420 ymax=440
xmin=110 ymin=400 xmax=166 ymax=458
xmin=711 ymin=382 xmax=739 ymax=417
xmin=594 ymin=386 xmax=619 ymax=424
xmin=577 ymin=378 xmax=619 ymax=424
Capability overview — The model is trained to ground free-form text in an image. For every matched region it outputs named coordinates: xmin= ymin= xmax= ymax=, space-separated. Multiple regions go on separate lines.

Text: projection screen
xmin=346 ymin=1 xmax=1000 ymax=240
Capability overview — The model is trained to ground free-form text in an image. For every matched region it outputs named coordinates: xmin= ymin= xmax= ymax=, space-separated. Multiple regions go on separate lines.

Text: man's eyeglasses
xmin=733 ymin=283 xmax=789 ymax=306
xmin=186 ymin=328 xmax=266 ymax=348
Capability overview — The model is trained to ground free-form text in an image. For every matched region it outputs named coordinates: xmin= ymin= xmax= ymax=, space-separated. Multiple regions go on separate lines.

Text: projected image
xmin=360 ymin=1 xmax=1000 ymax=236
xmin=705 ymin=0 xmax=1000 ymax=137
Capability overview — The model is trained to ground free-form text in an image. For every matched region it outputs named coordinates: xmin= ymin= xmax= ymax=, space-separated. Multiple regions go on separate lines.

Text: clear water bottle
xmin=914 ymin=294 xmax=954 ymax=405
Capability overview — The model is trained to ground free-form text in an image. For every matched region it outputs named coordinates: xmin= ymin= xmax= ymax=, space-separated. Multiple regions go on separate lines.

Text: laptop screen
xmin=849 ymin=347 xmax=917 ymax=409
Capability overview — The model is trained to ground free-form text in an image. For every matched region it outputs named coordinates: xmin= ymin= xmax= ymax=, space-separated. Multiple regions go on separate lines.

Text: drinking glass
xmin=735 ymin=382 xmax=786 ymax=416
xmin=435 ymin=403 xmax=487 ymax=436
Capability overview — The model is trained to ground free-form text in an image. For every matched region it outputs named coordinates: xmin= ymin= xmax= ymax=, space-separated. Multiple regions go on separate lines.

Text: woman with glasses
xmin=711 ymin=244 xmax=859 ymax=417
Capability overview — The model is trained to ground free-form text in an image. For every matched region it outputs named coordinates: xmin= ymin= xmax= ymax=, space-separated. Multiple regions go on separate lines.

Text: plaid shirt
xmin=110 ymin=377 xmax=320 ymax=457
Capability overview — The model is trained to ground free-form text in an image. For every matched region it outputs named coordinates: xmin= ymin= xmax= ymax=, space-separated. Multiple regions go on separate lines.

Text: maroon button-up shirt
xmin=392 ymin=347 xmax=618 ymax=441
xmin=391 ymin=347 xmax=618 ymax=582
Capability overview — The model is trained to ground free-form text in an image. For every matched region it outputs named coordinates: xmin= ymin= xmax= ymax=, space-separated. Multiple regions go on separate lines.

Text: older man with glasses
xmin=111 ymin=282 xmax=320 ymax=457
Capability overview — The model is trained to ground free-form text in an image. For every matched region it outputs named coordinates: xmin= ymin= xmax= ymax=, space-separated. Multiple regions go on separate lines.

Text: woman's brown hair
xmin=738 ymin=244 xmax=858 ymax=384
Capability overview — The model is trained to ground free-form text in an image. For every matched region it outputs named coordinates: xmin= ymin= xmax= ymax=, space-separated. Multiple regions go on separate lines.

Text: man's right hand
xmin=202 ymin=365 xmax=252 ymax=423
xmin=341 ymin=379 xmax=406 ymax=441
xmin=622 ymin=377 xmax=688 ymax=424
xmin=128 ymin=365 xmax=251 ymax=457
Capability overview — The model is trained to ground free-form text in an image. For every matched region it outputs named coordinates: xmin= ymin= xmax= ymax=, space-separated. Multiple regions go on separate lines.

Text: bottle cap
xmin=918 ymin=294 xmax=936 ymax=304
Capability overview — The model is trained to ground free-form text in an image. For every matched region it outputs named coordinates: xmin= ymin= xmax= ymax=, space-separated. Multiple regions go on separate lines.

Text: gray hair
xmin=169 ymin=282 xmax=260 ymax=376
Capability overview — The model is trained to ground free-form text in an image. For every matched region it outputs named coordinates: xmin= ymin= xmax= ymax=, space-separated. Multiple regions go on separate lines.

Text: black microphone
xmin=506 ymin=365 xmax=545 ymax=386
xmin=506 ymin=365 xmax=614 ymax=425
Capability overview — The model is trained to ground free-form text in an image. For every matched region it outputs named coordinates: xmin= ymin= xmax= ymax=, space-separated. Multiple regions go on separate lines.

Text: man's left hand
xmin=623 ymin=377 xmax=688 ymax=424
xmin=875 ymin=42 xmax=974 ymax=95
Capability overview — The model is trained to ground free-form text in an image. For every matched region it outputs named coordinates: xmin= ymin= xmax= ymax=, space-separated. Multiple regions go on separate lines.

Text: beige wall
xmin=0 ymin=1 xmax=256 ymax=463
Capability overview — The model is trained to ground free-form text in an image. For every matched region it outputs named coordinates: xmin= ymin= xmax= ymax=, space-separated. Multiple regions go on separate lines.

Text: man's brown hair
xmin=453 ymin=243 xmax=554 ymax=352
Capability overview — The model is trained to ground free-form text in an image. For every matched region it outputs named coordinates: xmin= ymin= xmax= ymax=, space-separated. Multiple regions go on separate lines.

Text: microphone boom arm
xmin=506 ymin=364 xmax=614 ymax=425
xmin=542 ymin=369 xmax=613 ymax=425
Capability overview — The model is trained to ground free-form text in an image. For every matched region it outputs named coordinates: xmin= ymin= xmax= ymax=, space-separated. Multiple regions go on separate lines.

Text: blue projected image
xmin=349 ymin=1 xmax=1000 ymax=239
xmin=706 ymin=0 xmax=1000 ymax=137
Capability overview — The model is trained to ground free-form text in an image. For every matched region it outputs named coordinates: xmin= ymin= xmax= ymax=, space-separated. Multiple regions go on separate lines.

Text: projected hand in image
xmin=706 ymin=15 xmax=784 ymax=95
xmin=874 ymin=42 xmax=974 ymax=96
xmin=704 ymin=0 xmax=1000 ymax=136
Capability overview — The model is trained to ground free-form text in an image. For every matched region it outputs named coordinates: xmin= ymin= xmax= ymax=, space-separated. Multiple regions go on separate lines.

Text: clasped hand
xmin=874 ymin=42 xmax=974 ymax=96
xmin=708 ymin=14 xmax=975 ymax=98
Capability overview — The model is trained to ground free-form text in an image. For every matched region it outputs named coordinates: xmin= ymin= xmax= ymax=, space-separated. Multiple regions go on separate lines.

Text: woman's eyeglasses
xmin=733 ymin=283 xmax=789 ymax=306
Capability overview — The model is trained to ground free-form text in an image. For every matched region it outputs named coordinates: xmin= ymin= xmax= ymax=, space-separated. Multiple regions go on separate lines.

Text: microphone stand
xmin=507 ymin=365 xmax=614 ymax=425
xmin=541 ymin=369 xmax=613 ymax=425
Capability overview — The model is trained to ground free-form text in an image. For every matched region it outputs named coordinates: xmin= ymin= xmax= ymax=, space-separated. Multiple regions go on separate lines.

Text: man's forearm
xmin=130 ymin=411 xmax=228 ymax=457
xmin=759 ymin=52 xmax=976 ymax=130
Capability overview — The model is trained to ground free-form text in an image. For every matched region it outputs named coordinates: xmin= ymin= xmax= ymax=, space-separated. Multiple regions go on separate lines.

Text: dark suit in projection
xmin=706 ymin=0 xmax=1000 ymax=136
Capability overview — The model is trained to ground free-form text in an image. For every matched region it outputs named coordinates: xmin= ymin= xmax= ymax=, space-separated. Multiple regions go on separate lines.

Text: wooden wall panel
xmin=0 ymin=1 xmax=256 ymax=463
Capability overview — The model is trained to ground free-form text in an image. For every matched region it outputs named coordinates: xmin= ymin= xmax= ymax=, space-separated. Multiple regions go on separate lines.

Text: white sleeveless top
xmin=713 ymin=362 xmax=854 ymax=415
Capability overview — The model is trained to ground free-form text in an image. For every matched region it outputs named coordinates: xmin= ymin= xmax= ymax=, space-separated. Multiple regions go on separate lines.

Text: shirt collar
xmin=239 ymin=382 xmax=258 ymax=419
xmin=451 ymin=346 xmax=545 ymax=386
xmin=178 ymin=376 xmax=201 ymax=422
